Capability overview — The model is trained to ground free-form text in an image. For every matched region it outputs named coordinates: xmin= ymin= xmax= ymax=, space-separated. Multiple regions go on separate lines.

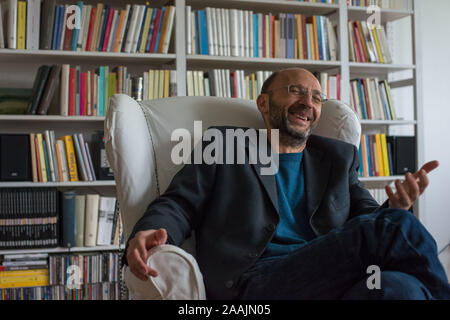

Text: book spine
xmin=72 ymin=133 xmax=87 ymax=181
xmin=36 ymin=133 xmax=48 ymax=182
xmin=29 ymin=133 xmax=38 ymax=182
xmin=16 ymin=0 xmax=26 ymax=49
xmin=78 ymin=133 xmax=93 ymax=181
xmin=61 ymin=135 xmax=79 ymax=182
xmin=61 ymin=190 xmax=76 ymax=247
xmin=37 ymin=64 xmax=62 ymax=115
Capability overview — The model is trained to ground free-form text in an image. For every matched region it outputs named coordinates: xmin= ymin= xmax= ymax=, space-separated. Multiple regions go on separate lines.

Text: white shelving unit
xmin=0 ymin=0 xmax=421 ymax=248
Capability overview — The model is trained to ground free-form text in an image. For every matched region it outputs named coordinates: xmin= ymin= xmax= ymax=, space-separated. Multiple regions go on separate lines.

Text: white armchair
xmin=104 ymin=95 xmax=361 ymax=300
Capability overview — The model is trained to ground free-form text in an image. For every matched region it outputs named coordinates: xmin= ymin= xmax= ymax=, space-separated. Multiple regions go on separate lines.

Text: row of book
xmin=358 ymin=134 xmax=415 ymax=178
xmin=0 ymin=188 xmax=123 ymax=249
xmin=0 ymin=282 xmax=122 ymax=300
xmin=348 ymin=21 xmax=392 ymax=64
xmin=0 ymin=251 xmax=125 ymax=300
xmin=0 ymin=1 xmax=176 ymax=54
xmin=28 ymin=131 xmax=103 ymax=183
xmin=186 ymin=69 xmax=272 ymax=100
xmin=61 ymin=192 xmax=122 ymax=248
xmin=0 ymin=188 xmax=58 ymax=248
xmin=349 ymin=78 xmax=397 ymax=120
xmin=187 ymin=6 xmax=338 ymax=61
xmin=349 ymin=0 xmax=411 ymax=10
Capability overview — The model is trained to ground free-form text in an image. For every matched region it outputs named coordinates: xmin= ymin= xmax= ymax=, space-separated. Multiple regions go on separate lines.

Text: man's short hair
xmin=260 ymin=71 xmax=280 ymax=94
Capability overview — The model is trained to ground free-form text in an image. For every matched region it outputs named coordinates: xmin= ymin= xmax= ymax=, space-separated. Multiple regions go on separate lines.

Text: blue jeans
xmin=235 ymin=209 xmax=450 ymax=300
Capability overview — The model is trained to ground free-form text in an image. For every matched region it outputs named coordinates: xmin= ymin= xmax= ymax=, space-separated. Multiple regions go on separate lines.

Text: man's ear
xmin=257 ymin=94 xmax=269 ymax=115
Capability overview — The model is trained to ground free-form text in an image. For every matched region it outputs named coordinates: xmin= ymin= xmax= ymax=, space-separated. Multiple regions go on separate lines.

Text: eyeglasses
xmin=265 ymin=84 xmax=328 ymax=105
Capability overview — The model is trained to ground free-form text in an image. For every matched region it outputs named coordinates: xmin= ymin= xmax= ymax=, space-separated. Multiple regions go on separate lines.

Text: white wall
xmin=416 ymin=0 xmax=450 ymax=253
xmin=389 ymin=0 xmax=450 ymax=254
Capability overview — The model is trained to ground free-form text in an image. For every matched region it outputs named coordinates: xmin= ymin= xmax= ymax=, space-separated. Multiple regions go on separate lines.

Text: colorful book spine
xmin=61 ymin=135 xmax=79 ymax=182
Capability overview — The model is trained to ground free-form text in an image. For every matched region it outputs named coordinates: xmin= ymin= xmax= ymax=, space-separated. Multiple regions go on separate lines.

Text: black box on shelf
xmin=0 ymin=134 xmax=31 ymax=181
xmin=387 ymin=136 xmax=416 ymax=175
xmin=91 ymin=131 xmax=114 ymax=181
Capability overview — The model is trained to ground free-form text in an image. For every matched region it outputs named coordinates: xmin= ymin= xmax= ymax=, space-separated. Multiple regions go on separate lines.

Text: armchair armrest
xmin=124 ymin=244 xmax=206 ymax=300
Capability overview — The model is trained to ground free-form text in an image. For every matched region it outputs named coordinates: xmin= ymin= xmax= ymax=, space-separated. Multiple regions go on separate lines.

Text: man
xmin=125 ymin=68 xmax=450 ymax=299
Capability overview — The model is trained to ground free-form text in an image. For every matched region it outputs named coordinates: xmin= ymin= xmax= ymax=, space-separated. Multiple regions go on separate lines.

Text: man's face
xmin=265 ymin=70 xmax=323 ymax=147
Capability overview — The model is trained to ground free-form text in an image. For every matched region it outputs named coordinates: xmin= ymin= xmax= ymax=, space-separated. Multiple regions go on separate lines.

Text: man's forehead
xmin=276 ymin=69 xmax=322 ymax=91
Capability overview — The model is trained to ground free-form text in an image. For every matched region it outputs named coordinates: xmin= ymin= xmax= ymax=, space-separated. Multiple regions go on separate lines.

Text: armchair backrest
xmin=104 ymin=95 xmax=361 ymax=248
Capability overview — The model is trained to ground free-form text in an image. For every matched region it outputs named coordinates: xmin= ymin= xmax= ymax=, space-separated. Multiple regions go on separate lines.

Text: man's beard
xmin=268 ymin=97 xmax=315 ymax=149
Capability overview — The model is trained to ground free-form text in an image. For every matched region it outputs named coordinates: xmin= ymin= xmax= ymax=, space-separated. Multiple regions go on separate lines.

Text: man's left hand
xmin=386 ymin=160 xmax=439 ymax=211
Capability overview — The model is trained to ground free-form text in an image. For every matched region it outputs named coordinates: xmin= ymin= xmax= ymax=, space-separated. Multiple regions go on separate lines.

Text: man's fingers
xmin=405 ymin=172 xmax=420 ymax=201
xmin=417 ymin=160 xmax=439 ymax=176
xmin=128 ymin=248 xmax=150 ymax=281
xmin=145 ymin=228 xmax=168 ymax=247
xmin=395 ymin=180 xmax=411 ymax=208
xmin=385 ymin=185 xmax=400 ymax=208
xmin=416 ymin=169 xmax=429 ymax=194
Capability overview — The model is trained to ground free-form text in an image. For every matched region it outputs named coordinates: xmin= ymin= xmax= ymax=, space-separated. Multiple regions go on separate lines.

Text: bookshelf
xmin=0 ymin=0 xmax=422 ymax=299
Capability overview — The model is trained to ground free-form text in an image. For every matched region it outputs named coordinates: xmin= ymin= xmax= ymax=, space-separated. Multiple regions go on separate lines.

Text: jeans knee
xmin=380 ymin=271 xmax=432 ymax=300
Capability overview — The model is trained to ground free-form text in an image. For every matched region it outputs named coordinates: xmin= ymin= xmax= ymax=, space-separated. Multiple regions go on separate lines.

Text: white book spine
xmin=85 ymin=141 xmax=96 ymax=180
xmin=193 ymin=71 xmax=200 ymax=96
xmin=78 ymin=133 xmax=93 ymax=181
xmin=7 ymin=0 xmax=17 ymax=49
xmin=186 ymin=5 xmax=192 ymax=54
xmin=235 ymin=70 xmax=241 ymax=99
xmin=224 ymin=9 xmax=230 ymax=56
xmin=49 ymin=130 xmax=59 ymax=182
xmin=191 ymin=11 xmax=196 ymax=55
xmin=216 ymin=7 xmax=224 ymax=56
xmin=26 ymin=0 xmax=40 ymax=50
xmin=249 ymin=11 xmax=254 ymax=57
xmin=211 ymin=7 xmax=218 ymax=56
xmin=186 ymin=70 xmax=193 ymax=96
xmin=198 ymin=71 xmax=204 ymax=96
xmin=131 ymin=5 xmax=145 ymax=53
xmin=204 ymin=78 xmax=210 ymax=96
xmin=225 ymin=69 xmax=231 ymax=98
xmin=230 ymin=9 xmax=238 ymax=57
xmin=77 ymin=4 xmax=87 ymax=51
xmin=143 ymin=71 xmax=148 ymax=100
xmin=240 ymin=71 xmax=246 ymax=99
xmin=124 ymin=4 xmax=139 ymax=53
xmin=60 ymin=64 xmax=69 ymax=116
xmin=84 ymin=194 xmax=100 ymax=247
xmin=243 ymin=10 xmax=248 ymax=57
xmin=97 ymin=197 xmax=116 ymax=246
xmin=162 ymin=6 xmax=175 ymax=54
xmin=206 ymin=8 xmax=214 ymax=55
xmin=238 ymin=10 xmax=244 ymax=57
xmin=256 ymin=71 xmax=263 ymax=95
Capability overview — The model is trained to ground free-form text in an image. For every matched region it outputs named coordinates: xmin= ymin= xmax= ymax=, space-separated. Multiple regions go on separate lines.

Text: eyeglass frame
xmin=264 ymin=84 xmax=328 ymax=105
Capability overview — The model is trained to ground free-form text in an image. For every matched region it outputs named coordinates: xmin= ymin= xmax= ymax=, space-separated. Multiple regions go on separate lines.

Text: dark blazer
xmin=127 ymin=126 xmax=386 ymax=299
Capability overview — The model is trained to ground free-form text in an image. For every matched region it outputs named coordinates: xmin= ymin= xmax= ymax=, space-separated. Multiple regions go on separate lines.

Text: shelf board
xmin=360 ymin=120 xmax=417 ymax=125
xmin=0 ymin=49 xmax=176 ymax=65
xmin=0 ymin=115 xmax=105 ymax=122
xmin=0 ymin=181 xmax=116 ymax=187
xmin=0 ymin=245 xmax=125 ymax=255
xmin=360 ymin=176 xmax=404 ymax=182
xmin=187 ymin=55 xmax=341 ymax=71
xmin=347 ymin=6 xmax=413 ymax=23
xmin=187 ymin=0 xmax=339 ymax=15
xmin=349 ymin=62 xmax=415 ymax=75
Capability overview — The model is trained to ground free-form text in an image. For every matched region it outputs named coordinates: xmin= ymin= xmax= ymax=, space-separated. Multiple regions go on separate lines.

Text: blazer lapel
xmin=303 ymin=142 xmax=331 ymax=221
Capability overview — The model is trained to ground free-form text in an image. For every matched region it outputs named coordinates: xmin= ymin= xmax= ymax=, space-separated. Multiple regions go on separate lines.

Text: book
xmin=61 ymin=190 xmax=76 ymax=247
xmin=36 ymin=133 xmax=48 ymax=182
xmin=29 ymin=133 xmax=38 ymax=182
xmin=25 ymin=0 xmax=40 ymax=50
xmin=36 ymin=64 xmax=62 ymax=115
xmin=97 ymin=196 xmax=116 ymax=245
xmin=56 ymin=139 xmax=69 ymax=181
xmin=77 ymin=133 xmax=93 ymax=181
xmin=84 ymin=194 xmax=100 ymax=247
xmin=44 ymin=130 xmax=56 ymax=182
xmin=74 ymin=194 xmax=86 ymax=247
xmin=60 ymin=135 xmax=78 ymax=181
xmin=5 ymin=0 xmax=17 ymax=49
xmin=60 ymin=64 xmax=70 ymax=116
xmin=26 ymin=65 xmax=51 ymax=115
xmin=72 ymin=133 xmax=88 ymax=181
xmin=84 ymin=141 xmax=97 ymax=181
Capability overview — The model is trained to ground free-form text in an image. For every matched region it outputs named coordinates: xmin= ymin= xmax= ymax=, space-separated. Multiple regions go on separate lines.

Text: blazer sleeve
xmin=127 ymin=140 xmax=217 ymax=248
xmin=348 ymin=144 xmax=386 ymax=219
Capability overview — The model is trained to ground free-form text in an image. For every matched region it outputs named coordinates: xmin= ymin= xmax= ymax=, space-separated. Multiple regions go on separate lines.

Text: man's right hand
xmin=126 ymin=228 xmax=168 ymax=281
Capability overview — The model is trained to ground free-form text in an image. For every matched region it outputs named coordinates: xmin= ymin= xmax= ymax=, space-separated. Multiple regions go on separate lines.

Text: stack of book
xmin=348 ymin=21 xmax=392 ymax=64
xmin=0 ymin=188 xmax=59 ymax=249
xmin=349 ymin=78 xmax=396 ymax=120
xmin=349 ymin=0 xmax=411 ymax=10
xmin=28 ymin=131 xmax=96 ymax=183
xmin=0 ymin=251 xmax=124 ymax=300
xmin=316 ymin=72 xmax=341 ymax=100
xmin=187 ymin=6 xmax=338 ymax=61
xmin=358 ymin=133 xmax=392 ymax=177
xmin=0 ymin=1 xmax=176 ymax=53
xmin=186 ymin=69 xmax=273 ymax=99
xmin=0 ymin=253 xmax=50 ymax=291
xmin=0 ymin=87 xmax=32 ymax=114
xmin=61 ymin=192 xmax=122 ymax=248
